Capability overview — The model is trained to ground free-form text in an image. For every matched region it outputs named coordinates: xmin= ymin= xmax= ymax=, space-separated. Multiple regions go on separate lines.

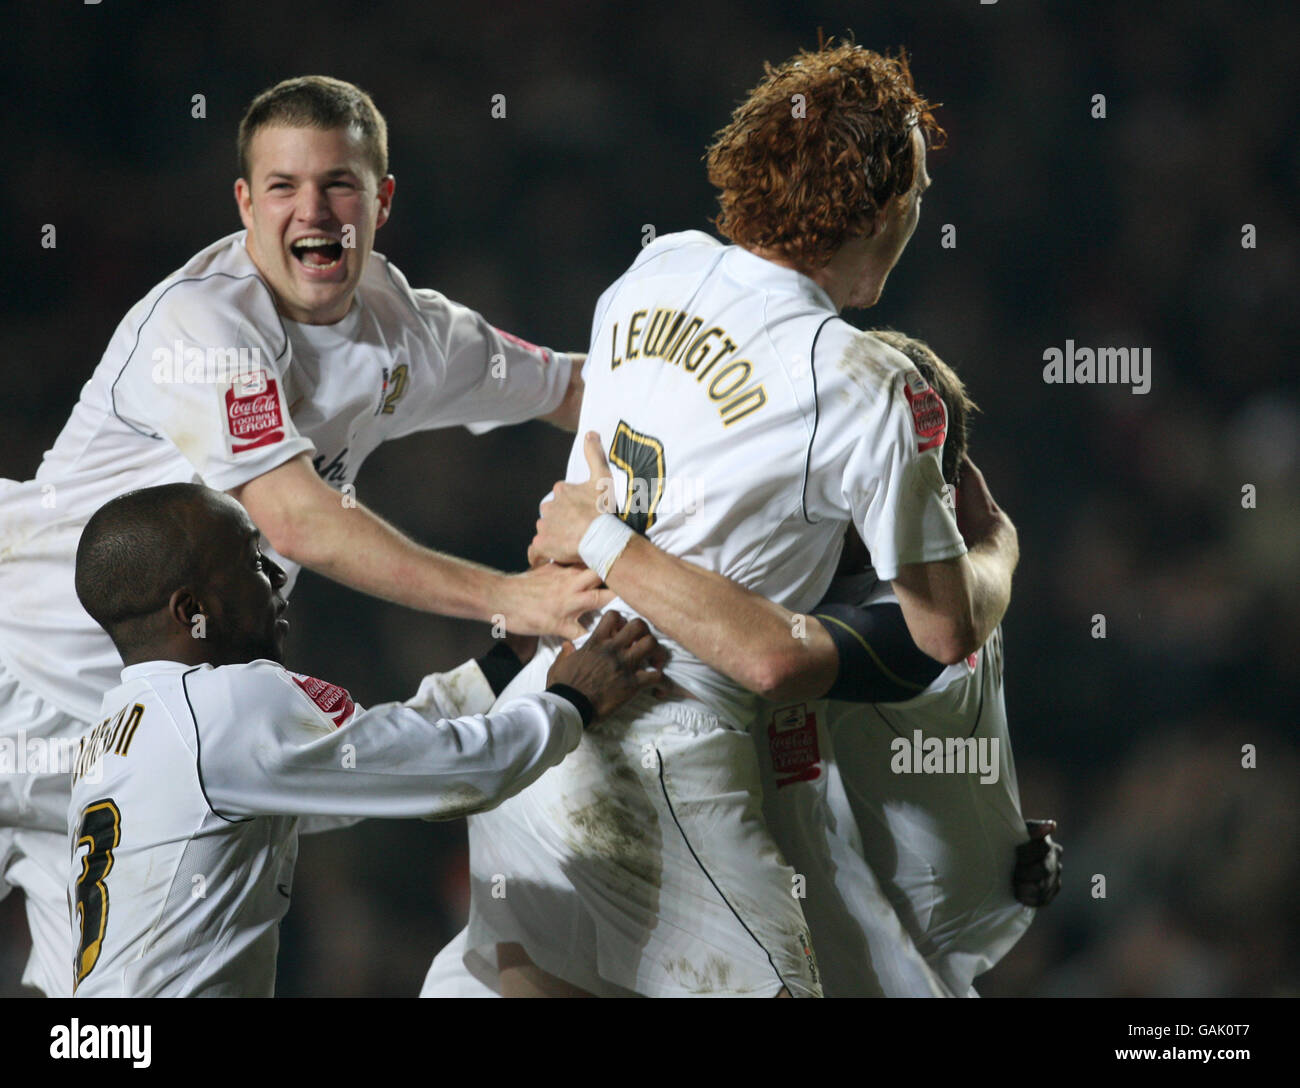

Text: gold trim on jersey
xmin=74 ymin=798 xmax=122 ymax=988
xmin=609 ymin=421 xmax=666 ymax=533
xmin=74 ymin=703 xmax=146 ymax=782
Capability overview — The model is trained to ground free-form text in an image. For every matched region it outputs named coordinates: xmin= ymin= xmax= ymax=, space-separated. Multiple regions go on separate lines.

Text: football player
xmin=0 ymin=75 xmax=603 ymax=995
xmin=529 ymin=332 xmax=1060 ymax=996
xmin=67 ymin=483 xmax=660 ymax=997
xmin=442 ymin=44 xmax=1017 ymax=997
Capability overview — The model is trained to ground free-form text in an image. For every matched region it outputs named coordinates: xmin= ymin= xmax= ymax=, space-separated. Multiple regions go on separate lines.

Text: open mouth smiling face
xmin=237 ymin=123 xmax=393 ymax=323
xmin=289 ymin=234 xmax=346 ymax=275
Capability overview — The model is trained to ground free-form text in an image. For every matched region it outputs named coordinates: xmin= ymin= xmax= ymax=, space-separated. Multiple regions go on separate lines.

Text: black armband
xmin=475 ymin=641 xmax=524 ymax=697
xmin=544 ymin=683 xmax=595 ymax=727
xmin=812 ymin=602 xmax=946 ymax=703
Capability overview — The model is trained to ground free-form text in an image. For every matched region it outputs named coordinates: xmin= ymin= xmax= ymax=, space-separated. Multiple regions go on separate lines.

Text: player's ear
xmin=168 ymin=589 xmax=204 ymax=634
xmin=234 ymin=178 xmax=254 ymax=231
xmin=866 ymin=198 xmax=899 ymax=239
xmin=374 ymin=174 xmax=395 ymax=230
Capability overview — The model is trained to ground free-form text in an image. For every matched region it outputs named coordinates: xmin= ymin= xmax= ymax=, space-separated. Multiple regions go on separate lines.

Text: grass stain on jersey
xmin=837 ymin=333 xmax=898 ymax=396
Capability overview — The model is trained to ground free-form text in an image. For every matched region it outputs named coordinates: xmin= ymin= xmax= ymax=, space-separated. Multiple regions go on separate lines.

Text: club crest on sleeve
xmin=903 ymin=372 xmax=946 ymax=453
xmin=226 ymin=375 xmax=285 ymax=453
xmin=290 ymin=673 xmax=355 ymax=728
xmin=232 ymin=367 xmax=268 ymax=397
xmin=767 ymin=703 xmax=821 ymax=788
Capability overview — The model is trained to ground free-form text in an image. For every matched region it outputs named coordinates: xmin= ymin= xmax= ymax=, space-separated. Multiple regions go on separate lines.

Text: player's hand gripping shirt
xmin=567 ymin=231 xmax=966 ymax=725
xmin=0 ymin=232 xmax=570 ymax=723
xmin=67 ymin=658 xmax=581 ymax=997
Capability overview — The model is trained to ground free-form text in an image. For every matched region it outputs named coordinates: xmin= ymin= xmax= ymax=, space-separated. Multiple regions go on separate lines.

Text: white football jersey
xmin=67 ymin=657 xmax=581 ymax=997
xmin=567 ymin=231 xmax=966 ymax=725
xmin=760 ymin=570 xmax=1033 ymax=996
xmin=0 ymin=231 xmax=571 ymax=722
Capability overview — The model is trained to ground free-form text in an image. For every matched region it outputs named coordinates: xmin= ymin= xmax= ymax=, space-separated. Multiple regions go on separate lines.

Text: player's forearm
xmin=539 ymin=355 xmax=585 ymax=431
xmin=965 ymin=514 xmax=1018 ymax=649
xmin=218 ymin=695 xmax=582 ymax=821
xmin=892 ymin=513 xmax=1018 ymax=666
xmin=233 ymin=453 xmax=512 ymax=621
xmin=605 ymin=534 xmax=836 ymax=700
xmin=278 ymin=497 xmax=506 ymax=621
xmin=950 ymin=454 xmax=1019 ymax=653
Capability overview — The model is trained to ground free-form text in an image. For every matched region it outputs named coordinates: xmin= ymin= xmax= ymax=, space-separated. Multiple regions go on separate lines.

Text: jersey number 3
xmin=610 ymin=421 xmax=666 ymax=534
xmin=73 ymin=798 xmax=121 ymax=988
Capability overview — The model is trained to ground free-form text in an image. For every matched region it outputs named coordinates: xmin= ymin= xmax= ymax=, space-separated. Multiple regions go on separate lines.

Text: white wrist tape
xmin=579 ymin=514 xmax=635 ymax=582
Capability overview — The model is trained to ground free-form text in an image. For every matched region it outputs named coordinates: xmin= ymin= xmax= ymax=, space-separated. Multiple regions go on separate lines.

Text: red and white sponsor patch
xmin=492 ymin=326 xmax=552 ymax=365
xmin=768 ymin=703 xmax=822 ymax=788
xmin=903 ymin=371 xmax=947 ymax=453
xmin=290 ymin=673 xmax=356 ymax=728
xmin=226 ymin=375 xmax=285 ymax=454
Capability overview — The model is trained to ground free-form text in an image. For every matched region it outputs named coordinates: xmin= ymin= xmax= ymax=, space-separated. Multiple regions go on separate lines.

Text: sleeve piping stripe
xmin=813 ymin=612 xmax=928 ymax=693
xmin=181 ymin=667 xmax=252 ymax=825
xmin=109 ymin=270 xmax=289 ymax=439
xmin=800 ymin=315 xmax=836 ymax=524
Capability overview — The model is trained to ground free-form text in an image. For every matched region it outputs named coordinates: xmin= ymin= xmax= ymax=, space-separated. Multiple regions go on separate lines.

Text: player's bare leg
xmin=497 ymin=942 xmax=595 ymax=998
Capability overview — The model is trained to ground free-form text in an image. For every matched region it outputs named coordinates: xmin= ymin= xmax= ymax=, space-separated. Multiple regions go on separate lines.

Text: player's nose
xmin=265 ymin=554 xmax=288 ymax=589
xmin=295 ymin=183 xmax=334 ymax=222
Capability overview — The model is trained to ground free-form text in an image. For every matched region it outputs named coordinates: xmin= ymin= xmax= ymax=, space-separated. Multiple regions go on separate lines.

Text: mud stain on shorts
xmin=556 ymin=735 xmax=665 ymax=916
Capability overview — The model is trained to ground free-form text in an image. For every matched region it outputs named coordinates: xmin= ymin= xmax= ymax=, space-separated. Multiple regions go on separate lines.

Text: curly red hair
xmin=706 ymin=43 xmax=943 ymax=268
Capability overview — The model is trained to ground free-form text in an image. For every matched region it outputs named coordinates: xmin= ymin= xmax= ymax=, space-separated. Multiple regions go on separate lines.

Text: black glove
xmin=1013 ymin=819 xmax=1063 ymax=907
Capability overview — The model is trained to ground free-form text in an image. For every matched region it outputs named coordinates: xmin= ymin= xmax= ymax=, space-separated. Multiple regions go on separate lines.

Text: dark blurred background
xmin=1 ymin=0 xmax=1296 ymax=997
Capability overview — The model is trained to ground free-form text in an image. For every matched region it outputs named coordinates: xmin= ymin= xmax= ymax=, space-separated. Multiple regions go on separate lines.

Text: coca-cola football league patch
xmin=903 ymin=370 xmax=947 ymax=453
xmin=290 ymin=673 xmax=356 ymax=729
xmin=226 ymin=368 xmax=286 ymax=454
xmin=767 ymin=703 xmax=822 ymax=788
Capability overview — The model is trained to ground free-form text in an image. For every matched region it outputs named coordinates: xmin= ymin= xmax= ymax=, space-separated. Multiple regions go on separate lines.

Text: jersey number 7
xmin=73 ymin=798 xmax=121 ymax=988
xmin=609 ymin=421 xmax=666 ymax=534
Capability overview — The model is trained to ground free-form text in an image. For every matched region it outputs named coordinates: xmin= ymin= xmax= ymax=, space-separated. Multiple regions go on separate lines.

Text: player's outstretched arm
xmin=201 ymin=615 xmax=662 ymax=822
xmin=231 ymin=453 xmax=611 ymax=638
xmin=575 ymin=534 xmax=944 ymax=703
xmin=889 ymin=455 xmax=1018 ymax=665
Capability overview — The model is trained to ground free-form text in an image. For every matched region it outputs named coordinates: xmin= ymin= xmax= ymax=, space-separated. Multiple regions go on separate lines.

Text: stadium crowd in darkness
xmin=1 ymin=0 xmax=1295 ymax=995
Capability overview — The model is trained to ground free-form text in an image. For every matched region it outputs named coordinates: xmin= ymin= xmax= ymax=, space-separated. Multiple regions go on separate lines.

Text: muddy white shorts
xmin=461 ymin=640 xmax=821 ymax=997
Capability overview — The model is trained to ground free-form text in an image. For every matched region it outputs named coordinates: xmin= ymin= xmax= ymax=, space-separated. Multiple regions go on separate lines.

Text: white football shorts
xmin=460 ymin=640 xmax=822 ymax=997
